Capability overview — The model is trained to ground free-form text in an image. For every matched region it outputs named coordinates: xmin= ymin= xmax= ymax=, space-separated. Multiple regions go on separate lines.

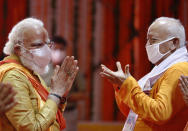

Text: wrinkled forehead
xmin=22 ymin=25 xmax=49 ymax=44
xmin=147 ymin=21 xmax=170 ymax=39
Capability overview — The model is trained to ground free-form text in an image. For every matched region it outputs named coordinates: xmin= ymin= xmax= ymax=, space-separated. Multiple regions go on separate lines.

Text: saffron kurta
xmin=116 ymin=62 xmax=188 ymax=131
xmin=0 ymin=55 xmax=64 ymax=131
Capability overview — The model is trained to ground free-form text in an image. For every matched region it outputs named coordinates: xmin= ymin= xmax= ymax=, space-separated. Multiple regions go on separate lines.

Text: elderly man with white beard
xmin=0 ymin=18 xmax=79 ymax=131
xmin=100 ymin=17 xmax=188 ymax=131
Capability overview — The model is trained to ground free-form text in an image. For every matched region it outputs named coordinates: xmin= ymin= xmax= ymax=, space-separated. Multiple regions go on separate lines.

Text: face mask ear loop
xmin=162 ymin=37 xmax=176 ymax=53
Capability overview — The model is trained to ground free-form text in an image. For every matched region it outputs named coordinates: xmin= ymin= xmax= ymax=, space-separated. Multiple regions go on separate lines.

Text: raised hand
xmin=0 ymin=83 xmax=17 ymax=115
xmin=51 ymin=56 xmax=79 ymax=97
xmin=100 ymin=62 xmax=131 ymax=87
xmin=179 ymin=75 xmax=188 ymax=106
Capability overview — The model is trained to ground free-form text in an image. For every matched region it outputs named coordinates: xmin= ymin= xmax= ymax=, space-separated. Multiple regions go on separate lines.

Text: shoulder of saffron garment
xmin=115 ymin=62 xmax=188 ymax=125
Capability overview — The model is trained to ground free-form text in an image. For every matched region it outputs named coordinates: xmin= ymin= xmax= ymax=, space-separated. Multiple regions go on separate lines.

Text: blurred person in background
xmin=0 ymin=18 xmax=79 ymax=131
xmin=42 ymin=36 xmax=86 ymax=131
xmin=100 ymin=17 xmax=188 ymax=131
xmin=0 ymin=83 xmax=16 ymax=116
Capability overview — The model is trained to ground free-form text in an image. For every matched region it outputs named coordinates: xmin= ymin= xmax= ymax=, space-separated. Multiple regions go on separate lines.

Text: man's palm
xmin=100 ymin=62 xmax=131 ymax=86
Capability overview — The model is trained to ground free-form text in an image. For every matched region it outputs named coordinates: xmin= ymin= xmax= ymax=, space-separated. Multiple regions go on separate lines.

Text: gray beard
xmin=20 ymin=55 xmax=47 ymax=75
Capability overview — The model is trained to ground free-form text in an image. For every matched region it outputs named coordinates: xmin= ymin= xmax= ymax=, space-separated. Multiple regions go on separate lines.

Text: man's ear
xmin=14 ymin=44 xmax=21 ymax=56
xmin=170 ymin=38 xmax=179 ymax=50
xmin=173 ymin=38 xmax=180 ymax=48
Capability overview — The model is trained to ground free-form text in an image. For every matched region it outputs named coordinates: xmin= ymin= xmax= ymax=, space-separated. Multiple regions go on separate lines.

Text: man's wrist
xmin=50 ymin=93 xmax=61 ymax=100
xmin=48 ymin=94 xmax=60 ymax=105
xmin=49 ymin=93 xmax=67 ymax=105
xmin=50 ymin=90 xmax=65 ymax=97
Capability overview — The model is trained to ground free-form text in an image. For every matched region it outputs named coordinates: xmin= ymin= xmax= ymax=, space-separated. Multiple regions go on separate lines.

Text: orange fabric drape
xmin=101 ymin=0 xmax=116 ymax=121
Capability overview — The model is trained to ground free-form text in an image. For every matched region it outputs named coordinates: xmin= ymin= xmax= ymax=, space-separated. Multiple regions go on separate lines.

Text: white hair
xmin=149 ymin=17 xmax=186 ymax=47
xmin=3 ymin=18 xmax=44 ymax=55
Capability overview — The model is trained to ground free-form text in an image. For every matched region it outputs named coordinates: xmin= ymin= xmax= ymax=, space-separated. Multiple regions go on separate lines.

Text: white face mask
xmin=30 ymin=44 xmax=51 ymax=67
xmin=146 ymin=37 xmax=175 ymax=64
xmin=20 ymin=44 xmax=51 ymax=75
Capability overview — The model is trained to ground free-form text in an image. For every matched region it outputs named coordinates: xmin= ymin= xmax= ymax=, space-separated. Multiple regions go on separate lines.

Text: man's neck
xmin=155 ymin=49 xmax=176 ymax=66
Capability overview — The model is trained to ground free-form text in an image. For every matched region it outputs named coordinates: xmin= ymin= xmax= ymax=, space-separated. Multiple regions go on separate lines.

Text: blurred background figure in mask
xmin=51 ymin=36 xmax=67 ymax=66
